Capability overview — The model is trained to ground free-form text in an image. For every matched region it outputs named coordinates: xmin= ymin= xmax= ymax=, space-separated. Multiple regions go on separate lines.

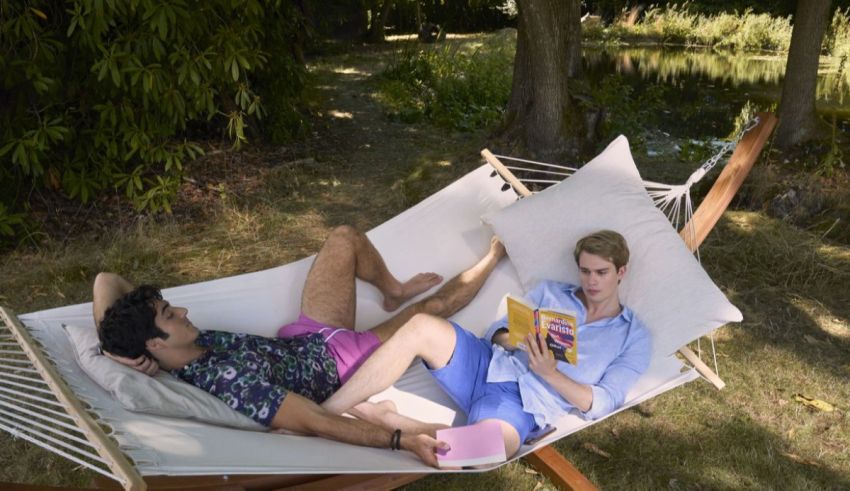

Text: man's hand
xmin=400 ymin=433 xmax=450 ymax=468
xmin=274 ymin=393 xmax=449 ymax=467
xmin=523 ymin=332 xmax=558 ymax=380
xmin=103 ymin=351 xmax=159 ymax=376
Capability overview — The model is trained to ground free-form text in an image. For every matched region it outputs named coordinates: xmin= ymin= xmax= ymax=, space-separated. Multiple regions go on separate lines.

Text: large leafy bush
xmin=0 ymin=0 xmax=306 ymax=217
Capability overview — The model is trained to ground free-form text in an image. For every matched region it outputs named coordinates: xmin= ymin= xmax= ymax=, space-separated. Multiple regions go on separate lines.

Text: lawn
xmin=1 ymin=38 xmax=848 ymax=490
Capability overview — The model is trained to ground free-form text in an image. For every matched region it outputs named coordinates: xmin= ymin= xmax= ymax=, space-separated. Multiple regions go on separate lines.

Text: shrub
xmin=604 ymin=4 xmax=800 ymax=52
xmin=0 ymin=0 xmax=307 ymax=219
xmin=376 ymin=35 xmax=514 ymax=131
xmin=643 ymin=3 xmax=698 ymax=45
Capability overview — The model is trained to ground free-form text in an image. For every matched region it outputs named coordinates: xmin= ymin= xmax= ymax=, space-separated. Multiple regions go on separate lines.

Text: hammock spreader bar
xmin=0 ymin=307 xmax=146 ymax=491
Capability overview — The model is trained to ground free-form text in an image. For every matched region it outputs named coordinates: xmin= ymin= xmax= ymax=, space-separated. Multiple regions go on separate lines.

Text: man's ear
xmin=146 ymin=337 xmax=167 ymax=352
xmin=617 ymin=265 xmax=627 ymax=282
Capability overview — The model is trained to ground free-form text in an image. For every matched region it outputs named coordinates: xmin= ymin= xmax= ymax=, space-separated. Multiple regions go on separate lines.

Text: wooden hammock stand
xmin=2 ymin=113 xmax=776 ymax=491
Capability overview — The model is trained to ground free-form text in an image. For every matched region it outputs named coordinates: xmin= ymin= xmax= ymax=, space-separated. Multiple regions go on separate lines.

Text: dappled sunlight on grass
xmin=789 ymin=296 xmax=850 ymax=340
xmin=332 ymin=66 xmax=369 ymax=76
xmin=327 ymin=109 xmax=354 ymax=119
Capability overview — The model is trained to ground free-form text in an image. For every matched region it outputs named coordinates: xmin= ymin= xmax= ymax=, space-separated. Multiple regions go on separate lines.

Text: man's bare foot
xmin=383 ymin=272 xmax=443 ymax=311
xmin=489 ymin=236 xmax=507 ymax=260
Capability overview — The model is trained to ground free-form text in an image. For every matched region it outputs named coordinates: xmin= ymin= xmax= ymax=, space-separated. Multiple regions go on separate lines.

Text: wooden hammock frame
xmin=1 ymin=113 xmax=776 ymax=491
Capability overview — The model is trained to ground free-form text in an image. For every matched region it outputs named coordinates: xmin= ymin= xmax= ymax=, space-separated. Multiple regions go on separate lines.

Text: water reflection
xmin=583 ymin=47 xmax=850 ymax=130
xmin=589 ymin=48 xmax=788 ymax=86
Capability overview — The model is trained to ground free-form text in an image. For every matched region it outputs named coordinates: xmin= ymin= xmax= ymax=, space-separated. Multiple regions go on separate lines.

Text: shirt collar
xmin=565 ymin=283 xmax=632 ymax=325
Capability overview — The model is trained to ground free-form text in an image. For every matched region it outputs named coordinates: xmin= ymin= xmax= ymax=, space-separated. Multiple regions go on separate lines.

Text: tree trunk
xmin=775 ymin=0 xmax=833 ymax=148
xmin=495 ymin=0 xmax=584 ymax=161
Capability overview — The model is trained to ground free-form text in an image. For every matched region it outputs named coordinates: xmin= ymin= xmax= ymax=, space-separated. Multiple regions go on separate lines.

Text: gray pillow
xmin=64 ymin=324 xmax=264 ymax=431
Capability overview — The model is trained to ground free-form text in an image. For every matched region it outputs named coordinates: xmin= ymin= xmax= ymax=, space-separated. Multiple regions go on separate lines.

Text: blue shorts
xmin=427 ymin=322 xmax=537 ymax=444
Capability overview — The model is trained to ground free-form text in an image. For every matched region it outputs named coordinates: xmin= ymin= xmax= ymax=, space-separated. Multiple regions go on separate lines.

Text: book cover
xmin=505 ymin=295 xmax=578 ymax=365
xmin=435 ymin=420 xmax=507 ymax=468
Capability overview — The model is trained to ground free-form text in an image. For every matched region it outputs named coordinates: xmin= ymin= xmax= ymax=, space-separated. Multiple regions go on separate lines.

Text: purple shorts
xmin=277 ymin=314 xmax=381 ymax=384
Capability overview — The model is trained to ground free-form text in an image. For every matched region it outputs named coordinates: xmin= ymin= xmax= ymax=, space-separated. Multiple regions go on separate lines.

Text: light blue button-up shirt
xmin=483 ymin=280 xmax=651 ymax=427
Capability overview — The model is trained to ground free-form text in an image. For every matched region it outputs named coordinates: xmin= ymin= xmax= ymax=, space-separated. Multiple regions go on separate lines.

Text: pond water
xmin=582 ymin=46 xmax=850 ymax=140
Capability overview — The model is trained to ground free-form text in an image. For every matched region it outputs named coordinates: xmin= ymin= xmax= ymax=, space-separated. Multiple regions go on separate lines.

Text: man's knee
xmin=319 ymin=225 xmax=361 ymax=259
xmin=397 ymin=313 xmax=448 ymax=341
xmin=421 ymin=295 xmax=447 ymax=317
xmin=328 ymin=225 xmax=360 ymax=244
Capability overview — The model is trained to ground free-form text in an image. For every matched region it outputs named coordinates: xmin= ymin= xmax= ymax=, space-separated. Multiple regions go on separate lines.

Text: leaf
xmin=0 ymin=140 xmax=16 ymax=157
xmin=67 ymin=17 xmax=78 ymax=37
xmin=30 ymin=7 xmax=48 ymax=20
xmin=803 ymin=334 xmax=819 ymax=345
xmin=793 ymin=394 xmax=835 ymax=412
xmin=582 ymin=442 xmax=611 ymax=459
xmin=782 ymin=452 xmax=821 ymax=467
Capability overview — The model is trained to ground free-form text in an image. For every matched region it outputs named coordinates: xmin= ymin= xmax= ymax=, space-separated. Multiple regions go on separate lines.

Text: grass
xmin=2 ymin=36 xmax=850 ymax=489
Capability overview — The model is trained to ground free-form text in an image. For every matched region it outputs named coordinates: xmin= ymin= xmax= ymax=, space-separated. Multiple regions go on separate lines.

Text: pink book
xmin=435 ymin=420 xmax=507 ymax=467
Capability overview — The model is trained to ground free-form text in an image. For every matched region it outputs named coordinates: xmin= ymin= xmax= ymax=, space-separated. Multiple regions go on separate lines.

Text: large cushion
xmin=482 ymin=136 xmax=742 ymax=356
xmin=63 ymin=324 xmax=264 ymax=430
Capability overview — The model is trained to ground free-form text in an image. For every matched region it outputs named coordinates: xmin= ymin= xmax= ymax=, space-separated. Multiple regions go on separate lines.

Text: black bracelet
xmin=390 ymin=429 xmax=402 ymax=450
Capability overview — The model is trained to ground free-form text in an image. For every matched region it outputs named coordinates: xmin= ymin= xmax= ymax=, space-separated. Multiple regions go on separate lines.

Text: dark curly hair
xmin=98 ymin=285 xmax=170 ymax=359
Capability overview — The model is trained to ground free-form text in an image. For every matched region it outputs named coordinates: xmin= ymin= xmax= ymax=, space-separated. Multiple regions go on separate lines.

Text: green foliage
xmin=0 ymin=202 xmax=25 ymax=239
xmin=589 ymin=3 xmax=799 ymax=52
xmin=376 ymin=35 xmax=514 ymax=131
xmin=826 ymin=8 xmax=850 ymax=59
xmin=580 ymin=75 xmax=667 ymax=149
xmin=0 ymin=0 xmax=307 ymax=222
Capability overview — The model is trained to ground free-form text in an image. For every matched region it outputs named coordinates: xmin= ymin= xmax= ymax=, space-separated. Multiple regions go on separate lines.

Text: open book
xmin=506 ymin=295 xmax=578 ymax=365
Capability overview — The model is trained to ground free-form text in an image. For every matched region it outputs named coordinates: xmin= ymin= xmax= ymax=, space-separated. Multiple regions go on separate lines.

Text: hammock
xmin=0 ymin=113 xmax=777 ymax=491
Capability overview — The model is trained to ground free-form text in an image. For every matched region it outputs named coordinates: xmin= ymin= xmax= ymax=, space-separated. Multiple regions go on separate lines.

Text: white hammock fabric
xmin=12 ymin=164 xmax=700 ymax=477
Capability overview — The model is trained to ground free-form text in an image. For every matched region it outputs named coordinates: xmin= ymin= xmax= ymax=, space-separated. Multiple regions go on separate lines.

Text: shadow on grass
xmin=559 ymin=408 xmax=850 ymax=489
xmin=702 ymin=212 xmax=850 ymax=372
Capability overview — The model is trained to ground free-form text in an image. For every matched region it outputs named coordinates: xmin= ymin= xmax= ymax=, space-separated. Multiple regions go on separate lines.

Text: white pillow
xmin=482 ymin=136 xmax=742 ymax=356
xmin=63 ymin=324 xmax=264 ymax=431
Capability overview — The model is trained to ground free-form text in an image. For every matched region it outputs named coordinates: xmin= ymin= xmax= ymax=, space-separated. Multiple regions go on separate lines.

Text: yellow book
xmin=506 ymin=295 xmax=578 ymax=365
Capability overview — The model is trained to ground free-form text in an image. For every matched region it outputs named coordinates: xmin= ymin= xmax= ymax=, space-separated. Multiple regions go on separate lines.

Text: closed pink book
xmin=435 ymin=420 xmax=507 ymax=467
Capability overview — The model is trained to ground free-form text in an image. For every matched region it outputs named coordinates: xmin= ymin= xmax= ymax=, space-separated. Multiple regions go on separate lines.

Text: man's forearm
xmin=92 ymin=272 xmax=134 ymax=326
xmin=541 ymin=371 xmax=593 ymax=412
xmin=275 ymin=393 xmax=393 ymax=448
xmin=311 ymin=410 xmax=395 ymax=448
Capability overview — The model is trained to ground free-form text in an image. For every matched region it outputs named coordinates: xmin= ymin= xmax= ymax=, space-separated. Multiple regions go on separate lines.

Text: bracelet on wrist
xmin=390 ymin=429 xmax=402 ymax=450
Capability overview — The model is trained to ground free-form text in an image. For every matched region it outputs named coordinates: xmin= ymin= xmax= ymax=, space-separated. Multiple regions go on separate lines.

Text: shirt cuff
xmin=581 ymin=385 xmax=613 ymax=420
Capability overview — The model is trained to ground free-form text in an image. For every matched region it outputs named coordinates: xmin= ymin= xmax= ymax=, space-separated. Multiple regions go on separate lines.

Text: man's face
xmin=577 ymin=251 xmax=625 ymax=306
xmin=151 ymin=299 xmax=199 ymax=348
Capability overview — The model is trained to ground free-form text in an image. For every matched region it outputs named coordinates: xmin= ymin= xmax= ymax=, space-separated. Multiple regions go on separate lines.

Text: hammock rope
xmin=0 ymin=312 xmax=127 ymax=486
xmin=491 ymin=116 xmax=762 ymax=383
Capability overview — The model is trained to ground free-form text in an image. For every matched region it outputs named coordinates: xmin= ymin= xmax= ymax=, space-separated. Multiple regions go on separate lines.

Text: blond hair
xmin=573 ymin=230 xmax=629 ymax=269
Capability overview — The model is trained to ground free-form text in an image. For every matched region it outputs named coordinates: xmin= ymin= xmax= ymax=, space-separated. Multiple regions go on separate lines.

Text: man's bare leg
xmin=301 ymin=225 xmax=442 ymax=329
xmin=367 ymin=237 xmax=506 ymax=342
xmin=324 ymin=314 xmax=523 ymax=457
xmin=322 ymin=313 xmax=459 ymax=415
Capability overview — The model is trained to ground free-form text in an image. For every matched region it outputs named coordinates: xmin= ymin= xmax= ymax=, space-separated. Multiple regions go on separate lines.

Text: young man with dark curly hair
xmin=95 ymin=225 xmax=507 ymax=466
